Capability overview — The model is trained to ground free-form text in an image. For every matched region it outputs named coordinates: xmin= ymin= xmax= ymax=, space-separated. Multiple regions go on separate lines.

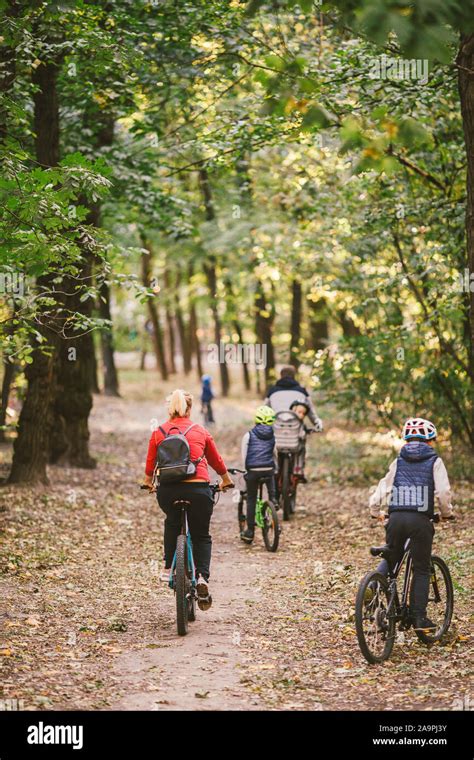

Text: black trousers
xmin=245 ymin=469 xmax=276 ymax=531
xmin=377 ymin=510 xmax=434 ymax=618
xmin=156 ymin=482 xmax=214 ymax=581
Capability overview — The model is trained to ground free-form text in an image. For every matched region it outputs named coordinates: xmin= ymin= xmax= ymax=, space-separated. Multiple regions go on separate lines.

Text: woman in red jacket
xmin=143 ymin=388 xmax=233 ymax=609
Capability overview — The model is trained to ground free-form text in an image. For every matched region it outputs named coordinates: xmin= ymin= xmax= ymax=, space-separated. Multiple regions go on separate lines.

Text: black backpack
xmin=155 ymin=424 xmax=203 ymax=484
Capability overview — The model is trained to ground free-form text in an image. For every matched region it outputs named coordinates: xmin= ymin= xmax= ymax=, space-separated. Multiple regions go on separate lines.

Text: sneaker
xmin=413 ymin=616 xmax=437 ymax=632
xmin=160 ymin=569 xmax=171 ymax=583
xmin=197 ymin=594 xmax=213 ymax=611
xmin=196 ymin=576 xmax=212 ymax=611
xmin=240 ymin=528 xmax=254 ymax=544
xmin=196 ymin=575 xmax=209 ymax=596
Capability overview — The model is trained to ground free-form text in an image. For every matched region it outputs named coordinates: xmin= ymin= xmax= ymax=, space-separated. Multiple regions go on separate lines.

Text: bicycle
xmin=141 ymin=480 xmax=222 ymax=636
xmin=228 ymin=467 xmax=280 ymax=552
xmin=355 ymin=514 xmax=454 ymax=664
xmin=274 ymin=411 xmax=316 ymax=521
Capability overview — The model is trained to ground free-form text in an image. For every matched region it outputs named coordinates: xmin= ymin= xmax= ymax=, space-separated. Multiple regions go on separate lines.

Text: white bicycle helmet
xmin=402 ymin=417 xmax=437 ymax=441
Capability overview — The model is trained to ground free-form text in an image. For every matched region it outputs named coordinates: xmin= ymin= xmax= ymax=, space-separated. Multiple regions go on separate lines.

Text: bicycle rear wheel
xmin=355 ymin=571 xmax=395 ymax=664
xmin=415 ymin=556 xmax=453 ymax=645
xmin=262 ymin=501 xmax=279 ymax=552
xmin=280 ymin=457 xmax=292 ymax=521
xmin=289 ymin=476 xmax=297 ymax=515
xmin=175 ymin=535 xmax=189 ymax=636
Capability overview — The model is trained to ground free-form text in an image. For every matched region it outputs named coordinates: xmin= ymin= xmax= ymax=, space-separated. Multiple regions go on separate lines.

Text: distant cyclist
xmin=200 ymin=374 xmax=215 ymax=424
xmin=369 ymin=417 xmax=454 ymax=632
xmin=266 ymin=366 xmax=322 ymax=481
xmin=265 ymin=366 xmax=322 ymax=429
xmin=143 ymin=389 xmax=233 ymax=609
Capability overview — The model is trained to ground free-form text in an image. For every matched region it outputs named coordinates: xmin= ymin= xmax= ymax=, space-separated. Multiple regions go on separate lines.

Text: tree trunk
xmin=190 ymin=303 xmax=203 ymax=379
xmin=9 ymin=60 xmax=60 ymax=484
xmin=188 ymin=263 xmax=203 ymax=378
xmin=234 ymin=319 xmax=251 ymax=390
xmin=458 ymin=33 xmax=474 ymax=442
xmin=0 ymin=0 xmax=19 ymax=139
xmin=174 ymin=268 xmax=191 ymax=375
xmin=204 ymin=261 xmax=230 ymax=395
xmin=338 ymin=309 xmax=360 ymax=338
xmin=90 ymin=336 xmax=100 ymax=394
xmin=255 ymin=282 xmax=275 ymax=384
xmin=309 ymin=297 xmax=329 ymax=350
xmin=290 ymin=279 xmax=302 ymax=367
xmin=49 ymin=195 xmax=99 ymax=468
xmin=0 ymin=358 xmax=15 ymax=443
xmin=140 ymin=236 xmax=168 ymax=380
xmin=98 ymin=280 xmax=120 ymax=396
xmin=198 ymin=167 xmax=230 ymax=396
xmin=163 ymin=269 xmax=176 ymax=374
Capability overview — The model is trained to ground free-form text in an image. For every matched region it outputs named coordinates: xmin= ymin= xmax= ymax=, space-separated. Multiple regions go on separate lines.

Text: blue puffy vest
xmin=389 ymin=442 xmax=438 ymax=517
xmin=201 ymin=380 xmax=213 ymax=403
xmin=245 ymin=424 xmax=275 ymax=470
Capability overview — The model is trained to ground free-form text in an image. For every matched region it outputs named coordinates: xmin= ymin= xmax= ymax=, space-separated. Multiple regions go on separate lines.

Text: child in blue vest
xmin=369 ymin=417 xmax=454 ymax=631
xmin=240 ymin=405 xmax=278 ymax=544
xmin=200 ymin=374 xmax=215 ymax=423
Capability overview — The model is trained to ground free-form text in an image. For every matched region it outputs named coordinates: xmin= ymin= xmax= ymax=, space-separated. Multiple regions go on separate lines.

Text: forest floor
xmin=0 ymin=366 xmax=472 ymax=711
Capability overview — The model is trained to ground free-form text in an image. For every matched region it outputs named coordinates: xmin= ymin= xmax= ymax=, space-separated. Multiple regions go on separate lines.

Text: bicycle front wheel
xmin=415 ymin=556 xmax=454 ymax=645
xmin=175 ymin=535 xmax=189 ymax=636
xmin=238 ymin=493 xmax=247 ymax=533
xmin=355 ymin=571 xmax=396 ymax=664
xmin=262 ymin=502 xmax=280 ymax=552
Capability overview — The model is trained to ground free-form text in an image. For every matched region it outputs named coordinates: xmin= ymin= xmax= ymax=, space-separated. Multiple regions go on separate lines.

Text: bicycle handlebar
xmin=372 ymin=513 xmax=452 ymax=524
xmin=140 ymin=480 xmax=231 ymax=497
xmin=228 ymin=467 xmax=246 ymax=475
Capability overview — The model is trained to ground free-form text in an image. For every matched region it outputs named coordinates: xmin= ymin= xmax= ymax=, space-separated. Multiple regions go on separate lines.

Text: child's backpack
xmin=274 ymin=410 xmax=302 ymax=452
xmin=155 ymin=424 xmax=203 ymax=483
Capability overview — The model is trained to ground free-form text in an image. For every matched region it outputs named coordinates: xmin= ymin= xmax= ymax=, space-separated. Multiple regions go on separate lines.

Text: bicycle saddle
xmin=370 ymin=544 xmax=391 ymax=558
xmin=173 ymin=499 xmax=192 ymax=508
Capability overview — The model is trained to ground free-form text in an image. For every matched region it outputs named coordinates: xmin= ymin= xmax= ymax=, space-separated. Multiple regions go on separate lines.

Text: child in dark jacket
xmin=369 ymin=417 xmax=454 ymax=631
xmin=200 ymin=374 xmax=215 ymax=423
xmin=240 ymin=405 xmax=278 ymax=544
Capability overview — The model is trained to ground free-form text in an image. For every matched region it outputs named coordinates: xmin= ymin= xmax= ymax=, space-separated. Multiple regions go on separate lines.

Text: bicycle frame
xmin=168 ymin=504 xmax=197 ymax=591
xmin=255 ymin=481 xmax=265 ymax=529
xmin=384 ymin=539 xmax=417 ymax=628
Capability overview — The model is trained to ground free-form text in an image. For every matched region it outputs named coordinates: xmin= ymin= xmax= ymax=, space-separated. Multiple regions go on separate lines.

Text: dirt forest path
xmin=1 ymin=371 xmax=472 ymax=711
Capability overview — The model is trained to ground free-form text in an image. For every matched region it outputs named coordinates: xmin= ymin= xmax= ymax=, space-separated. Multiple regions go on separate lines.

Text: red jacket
xmin=145 ymin=417 xmax=227 ymax=481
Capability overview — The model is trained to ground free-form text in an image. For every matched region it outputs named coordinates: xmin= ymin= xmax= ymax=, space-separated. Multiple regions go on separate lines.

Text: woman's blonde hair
xmin=167 ymin=389 xmax=193 ymax=418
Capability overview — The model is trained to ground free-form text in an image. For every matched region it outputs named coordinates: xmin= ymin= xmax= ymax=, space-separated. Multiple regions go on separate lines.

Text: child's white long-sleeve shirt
xmin=369 ymin=457 xmax=454 ymax=518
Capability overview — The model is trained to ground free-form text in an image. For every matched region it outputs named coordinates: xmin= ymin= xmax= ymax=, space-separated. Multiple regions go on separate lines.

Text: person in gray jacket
xmin=265 ymin=366 xmax=322 ymax=429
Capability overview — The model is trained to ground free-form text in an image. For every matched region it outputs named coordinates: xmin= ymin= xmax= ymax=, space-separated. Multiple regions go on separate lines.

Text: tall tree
xmin=140 ymin=236 xmax=168 ymax=381
xmin=9 ymin=59 xmax=61 ymax=484
xmin=198 ymin=167 xmax=230 ymax=396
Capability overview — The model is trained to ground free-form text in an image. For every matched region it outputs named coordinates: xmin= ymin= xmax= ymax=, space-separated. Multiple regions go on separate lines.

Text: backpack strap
xmin=182 ymin=423 xmax=204 ymax=466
